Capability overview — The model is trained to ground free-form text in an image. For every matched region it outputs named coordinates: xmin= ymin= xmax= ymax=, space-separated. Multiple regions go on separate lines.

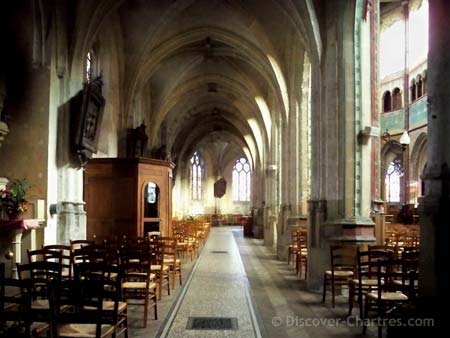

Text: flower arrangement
xmin=0 ymin=178 xmax=30 ymax=219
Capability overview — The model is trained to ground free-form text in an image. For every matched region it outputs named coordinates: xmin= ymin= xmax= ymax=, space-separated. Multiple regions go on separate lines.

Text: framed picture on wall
xmin=71 ymin=75 xmax=105 ymax=166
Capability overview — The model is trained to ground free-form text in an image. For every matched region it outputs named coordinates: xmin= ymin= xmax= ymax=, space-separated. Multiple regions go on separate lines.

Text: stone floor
xmin=129 ymin=227 xmax=377 ymax=338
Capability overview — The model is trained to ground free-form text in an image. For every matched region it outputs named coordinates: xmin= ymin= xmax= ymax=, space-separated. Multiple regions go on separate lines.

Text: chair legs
xmin=323 ymin=276 xmax=349 ymax=308
xmin=143 ymin=298 xmax=148 ymax=328
xmin=331 ymin=278 xmax=336 ymax=308
xmin=296 ymin=256 xmax=307 ymax=279
xmin=322 ymin=273 xmax=327 ymax=303
xmin=362 ymin=296 xmax=369 ymax=334
xmin=348 ymin=283 xmax=354 ymax=316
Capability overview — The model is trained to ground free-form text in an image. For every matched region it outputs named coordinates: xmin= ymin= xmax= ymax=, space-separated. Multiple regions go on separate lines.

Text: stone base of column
xmin=306 ymin=213 xmax=376 ymax=290
xmin=329 ymin=216 xmax=376 ymax=243
xmin=57 ymin=201 xmax=87 ymax=244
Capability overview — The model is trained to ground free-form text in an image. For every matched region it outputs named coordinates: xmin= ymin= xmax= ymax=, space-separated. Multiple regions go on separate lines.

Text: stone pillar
xmin=264 ymin=164 xmax=277 ymax=246
xmin=419 ymin=0 xmax=450 ymax=305
xmin=307 ymin=0 xmax=375 ymax=291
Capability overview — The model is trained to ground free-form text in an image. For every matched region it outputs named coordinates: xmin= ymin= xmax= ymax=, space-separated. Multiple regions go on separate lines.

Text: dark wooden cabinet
xmin=84 ymin=158 xmax=174 ymax=241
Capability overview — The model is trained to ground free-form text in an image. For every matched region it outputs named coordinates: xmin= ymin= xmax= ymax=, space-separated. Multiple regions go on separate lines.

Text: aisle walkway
xmin=156 ymin=227 xmax=262 ymax=338
xmin=234 ymin=230 xmax=374 ymax=338
xmin=132 ymin=227 xmax=375 ymax=338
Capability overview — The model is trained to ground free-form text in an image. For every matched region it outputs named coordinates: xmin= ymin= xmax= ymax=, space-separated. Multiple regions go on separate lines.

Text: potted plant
xmin=0 ymin=178 xmax=30 ymax=220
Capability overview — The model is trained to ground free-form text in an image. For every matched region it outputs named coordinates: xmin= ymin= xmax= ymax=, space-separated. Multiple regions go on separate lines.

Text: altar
xmin=0 ymin=219 xmax=40 ymax=278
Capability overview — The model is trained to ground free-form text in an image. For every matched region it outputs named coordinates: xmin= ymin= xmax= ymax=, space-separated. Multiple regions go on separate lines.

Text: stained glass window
xmin=190 ymin=152 xmax=203 ymax=200
xmin=232 ymin=157 xmax=251 ymax=202
xmin=385 ymin=160 xmax=403 ymax=202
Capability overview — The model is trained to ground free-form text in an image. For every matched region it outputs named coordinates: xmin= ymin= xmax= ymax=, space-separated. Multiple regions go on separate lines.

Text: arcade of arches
xmin=0 ymin=0 xmax=448 ymax=337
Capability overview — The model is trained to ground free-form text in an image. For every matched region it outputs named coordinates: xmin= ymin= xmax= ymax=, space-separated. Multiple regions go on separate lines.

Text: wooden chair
xmin=174 ymin=226 xmax=195 ymax=261
xmin=120 ymin=247 xmax=157 ymax=327
xmin=150 ymin=240 xmax=170 ymax=300
xmin=392 ymin=256 xmax=419 ymax=300
xmin=185 ymin=222 xmax=200 ymax=258
xmin=1 ymin=264 xmax=48 ymax=337
xmin=322 ymin=245 xmax=356 ymax=307
xmin=70 ymin=241 xmax=96 ymax=269
xmin=362 ymin=259 xmax=412 ymax=338
xmin=15 ymin=261 xmax=62 ymax=337
xmin=17 ymin=261 xmax=63 ymax=313
xmin=27 ymin=249 xmax=62 ymax=264
xmin=74 ymin=263 xmax=128 ymax=337
xmin=295 ymin=229 xmax=308 ymax=279
xmin=72 ymin=245 xmax=108 ymax=264
xmin=348 ymin=248 xmax=393 ymax=317
xmin=287 ymin=228 xmax=300 ymax=266
xmin=47 ymin=277 xmax=120 ymax=338
xmin=160 ymin=237 xmax=182 ymax=289
xmin=43 ymin=245 xmax=71 ymax=279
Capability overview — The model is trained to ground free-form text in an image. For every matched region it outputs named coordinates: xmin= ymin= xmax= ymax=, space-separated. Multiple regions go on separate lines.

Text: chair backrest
xmin=356 ymin=248 xmax=393 ymax=281
xmin=150 ymin=240 xmax=165 ymax=266
xmin=159 ymin=237 xmax=177 ymax=256
xmin=147 ymin=231 xmax=161 ymax=240
xmin=72 ymin=244 xmax=110 ymax=265
xmin=368 ymin=245 xmax=396 ymax=260
xmin=296 ymin=229 xmax=307 ymax=250
xmin=48 ymin=277 xmax=119 ymax=338
xmin=1 ymin=266 xmax=32 ymax=324
xmin=17 ymin=261 xmax=62 ymax=300
xmin=290 ymin=228 xmax=299 ymax=244
xmin=330 ymin=245 xmax=357 ymax=273
xmin=28 ymin=248 xmax=62 ymax=264
xmin=70 ymin=240 xmax=94 ymax=253
xmin=43 ymin=245 xmax=71 ymax=277
xmin=374 ymin=258 xmax=418 ymax=299
xmin=119 ymin=247 xmax=152 ymax=284
xmin=74 ymin=262 xmax=121 ymax=283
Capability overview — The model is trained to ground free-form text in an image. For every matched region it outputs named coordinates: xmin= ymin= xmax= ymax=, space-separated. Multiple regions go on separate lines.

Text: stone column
xmin=419 ymin=0 xmax=450 ymax=304
xmin=307 ymin=0 xmax=375 ymax=291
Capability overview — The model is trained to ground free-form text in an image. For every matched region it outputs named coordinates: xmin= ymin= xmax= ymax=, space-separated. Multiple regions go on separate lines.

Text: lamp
xmin=399 ymin=130 xmax=410 ymax=147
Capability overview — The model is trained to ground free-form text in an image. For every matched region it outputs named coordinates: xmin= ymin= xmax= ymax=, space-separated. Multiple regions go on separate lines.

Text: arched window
xmin=232 ymin=157 xmax=251 ymax=202
xmin=410 ymin=80 xmax=416 ymax=102
xmin=416 ymin=75 xmax=423 ymax=98
xmin=383 ymin=91 xmax=392 ymax=113
xmin=85 ymin=49 xmax=95 ymax=83
xmin=385 ymin=159 xmax=403 ymax=203
xmin=190 ymin=152 xmax=203 ymax=200
xmin=392 ymin=88 xmax=402 ymax=110
xmin=422 ymin=70 xmax=427 ymax=95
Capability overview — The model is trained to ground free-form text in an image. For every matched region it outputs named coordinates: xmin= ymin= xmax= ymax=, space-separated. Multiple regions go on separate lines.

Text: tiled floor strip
xmin=156 ymin=227 xmax=263 ymax=338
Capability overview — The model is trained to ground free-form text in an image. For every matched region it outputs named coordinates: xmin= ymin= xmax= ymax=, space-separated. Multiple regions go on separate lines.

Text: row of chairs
xmin=1 ymin=220 xmax=211 ymax=337
xmin=322 ymin=245 xmax=419 ymax=338
xmin=287 ymin=227 xmax=308 ymax=279
xmin=1 ymin=261 xmax=127 ymax=338
xmin=286 ymin=226 xmax=420 ymax=338
xmin=384 ymin=223 xmax=420 ymax=247
xmin=172 ymin=220 xmax=209 ymax=260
